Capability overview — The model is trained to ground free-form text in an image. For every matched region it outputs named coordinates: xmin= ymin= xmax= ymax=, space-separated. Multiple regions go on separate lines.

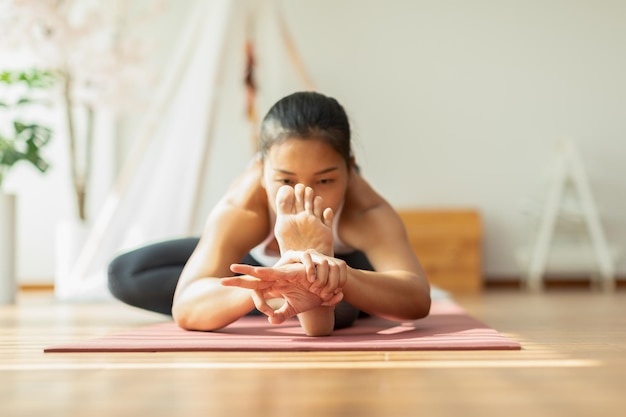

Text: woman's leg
xmin=108 ymin=238 xmax=200 ymax=315
xmin=108 ymin=240 xmax=374 ymax=326
xmin=108 ymin=241 xmax=267 ymax=316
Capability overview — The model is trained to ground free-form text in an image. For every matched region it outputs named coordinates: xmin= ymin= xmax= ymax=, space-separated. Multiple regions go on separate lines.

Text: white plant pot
xmin=54 ymin=219 xmax=89 ymax=299
xmin=0 ymin=192 xmax=16 ymax=304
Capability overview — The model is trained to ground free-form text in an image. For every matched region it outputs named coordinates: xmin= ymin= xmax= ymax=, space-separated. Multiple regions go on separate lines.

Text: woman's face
xmin=262 ymin=137 xmax=350 ymax=216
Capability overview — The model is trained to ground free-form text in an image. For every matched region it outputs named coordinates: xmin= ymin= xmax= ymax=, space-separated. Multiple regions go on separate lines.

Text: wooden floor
xmin=1 ymin=288 xmax=625 ymax=417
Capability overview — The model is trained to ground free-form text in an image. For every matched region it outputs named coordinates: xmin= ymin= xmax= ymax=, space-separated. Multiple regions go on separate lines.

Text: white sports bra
xmin=249 ymin=203 xmax=354 ymax=266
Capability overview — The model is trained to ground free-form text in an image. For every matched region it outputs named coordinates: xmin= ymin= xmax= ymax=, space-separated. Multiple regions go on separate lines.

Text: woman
xmin=108 ymin=91 xmax=430 ymax=336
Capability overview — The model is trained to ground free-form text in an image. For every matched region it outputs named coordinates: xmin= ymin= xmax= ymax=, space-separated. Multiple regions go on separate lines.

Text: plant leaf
xmin=13 ymin=121 xmax=27 ymax=134
xmin=16 ymin=97 xmax=34 ymax=106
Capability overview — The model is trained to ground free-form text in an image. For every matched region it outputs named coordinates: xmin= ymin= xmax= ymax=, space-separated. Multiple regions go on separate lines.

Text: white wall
xmin=278 ymin=0 xmax=626 ymax=278
xmin=13 ymin=0 xmax=626 ymax=283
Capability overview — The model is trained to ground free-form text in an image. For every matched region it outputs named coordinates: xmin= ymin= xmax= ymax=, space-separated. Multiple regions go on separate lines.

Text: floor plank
xmin=1 ymin=289 xmax=625 ymax=417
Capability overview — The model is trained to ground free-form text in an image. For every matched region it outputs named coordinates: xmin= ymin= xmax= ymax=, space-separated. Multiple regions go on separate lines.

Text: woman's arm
xmin=171 ymin=203 xmax=268 ymax=331
xmin=340 ymin=175 xmax=431 ymax=321
xmin=172 ymin=162 xmax=270 ymax=331
xmin=219 ymin=180 xmax=431 ymax=328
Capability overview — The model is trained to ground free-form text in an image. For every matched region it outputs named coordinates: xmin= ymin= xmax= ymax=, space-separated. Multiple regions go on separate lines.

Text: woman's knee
xmin=107 ymin=252 xmax=135 ymax=301
xmin=107 ymin=238 xmax=199 ymax=293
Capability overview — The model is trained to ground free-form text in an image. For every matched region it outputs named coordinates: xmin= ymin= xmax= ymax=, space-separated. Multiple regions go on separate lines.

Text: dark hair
xmin=260 ymin=91 xmax=352 ymax=167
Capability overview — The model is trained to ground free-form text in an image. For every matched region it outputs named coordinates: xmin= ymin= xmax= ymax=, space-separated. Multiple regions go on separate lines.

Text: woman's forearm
xmin=172 ymin=278 xmax=255 ymax=331
xmin=343 ymin=268 xmax=431 ymax=321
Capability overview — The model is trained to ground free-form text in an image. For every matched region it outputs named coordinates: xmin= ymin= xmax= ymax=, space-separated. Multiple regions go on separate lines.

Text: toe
xmin=304 ymin=186 xmax=315 ymax=212
xmin=323 ymin=207 xmax=334 ymax=227
xmin=313 ymin=195 xmax=324 ymax=218
xmin=276 ymin=185 xmax=295 ymax=215
xmin=294 ymin=183 xmax=305 ymax=212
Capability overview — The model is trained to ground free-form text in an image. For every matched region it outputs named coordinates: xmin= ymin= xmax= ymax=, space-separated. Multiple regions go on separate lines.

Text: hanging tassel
xmin=244 ymin=39 xmax=258 ymax=126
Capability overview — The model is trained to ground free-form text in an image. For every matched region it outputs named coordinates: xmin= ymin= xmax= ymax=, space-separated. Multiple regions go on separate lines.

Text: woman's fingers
xmin=282 ymin=250 xmax=315 ymax=282
xmin=228 ymin=252 xmax=347 ymax=314
xmin=301 ymin=251 xmax=316 ymax=283
xmin=320 ymin=262 xmax=340 ymax=300
xmin=270 ymin=302 xmax=294 ymax=324
xmin=229 ymin=263 xmax=256 ymax=276
xmin=221 ymin=275 xmax=274 ymax=290
xmin=300 ymin=255 xmax=347 ymax=301
xmin=229 ymin=263 xmax=295 ymax=281
xmin=310 ymin=258 xmax=329 ymax=293
xmin=250 ymin=290 xmax=275 ymax=317
xmin=230 ymin=254 xmax=347 ymax=296
xmin=320 ymin=291 xmax=344 ymax=307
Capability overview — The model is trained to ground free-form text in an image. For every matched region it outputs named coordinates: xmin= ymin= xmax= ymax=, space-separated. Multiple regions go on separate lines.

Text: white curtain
xmin=55 ymin=0 xmax=237 ymax=300
xmin=57 ymin=0 xmax=310 ymax=300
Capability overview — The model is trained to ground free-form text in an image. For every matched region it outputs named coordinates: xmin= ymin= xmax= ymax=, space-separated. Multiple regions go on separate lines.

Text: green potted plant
xmin=0 ymin=68 xmax=56 ymax=304
xmin=0 ymin=68 xmax=55 ymax=187
xmin=2 ymin=1 xmax=163 ymax=300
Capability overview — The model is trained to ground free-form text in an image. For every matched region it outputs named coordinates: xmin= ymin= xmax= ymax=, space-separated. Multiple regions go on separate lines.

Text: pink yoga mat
xmin=44 ymin=300 xmax=521 ymax=352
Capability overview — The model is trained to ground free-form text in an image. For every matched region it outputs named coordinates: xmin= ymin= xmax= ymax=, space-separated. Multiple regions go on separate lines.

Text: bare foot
xmin=274 ymin=184 xmax=334 ymax=256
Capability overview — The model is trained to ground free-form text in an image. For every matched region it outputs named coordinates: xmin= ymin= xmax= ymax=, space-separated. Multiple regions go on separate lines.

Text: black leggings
xmin=107 ymin=237 xmax=374 ymax=329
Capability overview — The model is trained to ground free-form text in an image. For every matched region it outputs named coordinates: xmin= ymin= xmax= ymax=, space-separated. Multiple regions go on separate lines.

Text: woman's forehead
xmin=267 ymin=137 xmax=339 ymax=156
xmin=265 ymin=140 xmax=346 ymax=174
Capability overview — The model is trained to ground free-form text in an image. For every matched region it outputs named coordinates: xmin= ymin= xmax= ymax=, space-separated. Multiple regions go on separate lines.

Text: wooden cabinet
xmin=396 ymin=209 xmax=483 ymax=293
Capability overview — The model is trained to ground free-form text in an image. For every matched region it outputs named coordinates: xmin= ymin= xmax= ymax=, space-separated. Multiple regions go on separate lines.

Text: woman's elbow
xmin=172 ymin=303 xmax=197 ymax=330
xmin=408 ymin=290 xmax=432 ymax=320
xmin=173 ymin=301 xmax=243 ymax=332
xmin=172 ymin=303 xmax=220 ymax=332
xmin=417 ymin=294 xmax=432 ymax=319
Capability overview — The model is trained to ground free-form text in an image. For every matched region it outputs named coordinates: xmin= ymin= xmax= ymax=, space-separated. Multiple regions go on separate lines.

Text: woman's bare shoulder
xmin=340 ymin=172 xmax=405 ymax=247
xmin=343 ymin=171 xmax=389 ymax=216
xmin=220 ymin=157 xmax=267 ymax=209
xmin=202 ymin=158 xmax=269 ymax=250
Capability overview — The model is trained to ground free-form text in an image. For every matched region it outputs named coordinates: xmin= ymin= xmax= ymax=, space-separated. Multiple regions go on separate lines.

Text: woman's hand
xmin=279 ymin=249 xmax=348 ymax=300
xmin=226 ymin=250 xmax=347 ymax=301
xmin=222 ymin=262 xmax=343 ymax=324
xmin=222 ymin=250 xmax=348 ymax=324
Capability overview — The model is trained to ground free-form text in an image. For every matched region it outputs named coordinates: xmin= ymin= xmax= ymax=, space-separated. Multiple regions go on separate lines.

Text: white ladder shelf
xmin=521 ymin=140 xmax=616 ymax=292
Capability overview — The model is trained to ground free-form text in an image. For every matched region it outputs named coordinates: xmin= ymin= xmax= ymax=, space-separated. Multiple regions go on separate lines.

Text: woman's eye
xmin=318 ymin=178 xmax=334 ymax=185
xmin=276 ymin=178 xmax=293 ymax=185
